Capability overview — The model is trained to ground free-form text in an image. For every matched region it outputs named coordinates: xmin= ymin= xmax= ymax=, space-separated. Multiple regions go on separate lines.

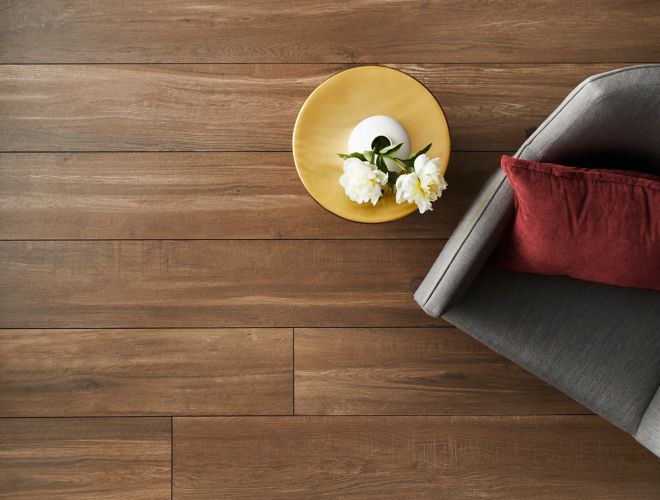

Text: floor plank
xmin=0 ymin=240 xmax=445 ymax=328
xmin=295 ymin=328 xmax=588 ymax=415
xmin=0 ymin=152 xmax=496 ymax=240
xmin=173 ymin=416 xmax=660 ymax=499
xmin=1 ymin=1 xmax=658 ymax=63
xmin=0 ymin=64 xmax=619 ymax=152
xmin=0 ymin=329 xmax=291 ymax=416
xmin=0 ymin=417 xmax=170 ymax=499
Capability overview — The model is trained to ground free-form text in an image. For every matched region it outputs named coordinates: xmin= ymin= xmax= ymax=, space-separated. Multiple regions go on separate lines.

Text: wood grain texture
xmin=0 ymin=63 xmax=619 ymax=152
xmin=0 ymin=240 xmax=445 ymax=328
xmin=295 ymin=328 xmax=588 ymax=415
xmin=0 ymin=152 xmax=496 ymax=240
xmin=173 ymin=416 xmax=660 ymax=499
xmin=0 ymin=418 xmax=170 ymax=499
xmin=1 ymin=1 xmax=658 ymax=63
xmin=0 ymin=329 xmax=292 ymax=416
xmin=2 ymin=1 xmax=659 ymax=492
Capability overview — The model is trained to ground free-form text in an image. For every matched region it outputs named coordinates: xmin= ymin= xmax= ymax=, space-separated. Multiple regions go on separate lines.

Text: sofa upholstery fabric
xmin=442 ymin=269 xmax=660 ymax=434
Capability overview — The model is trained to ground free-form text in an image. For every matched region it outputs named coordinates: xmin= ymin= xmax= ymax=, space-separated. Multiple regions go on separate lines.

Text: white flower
xmin=395 ymin=154 xmax=447 ymax=213
xmin=339 ymin=157 xmax=389 ymax=206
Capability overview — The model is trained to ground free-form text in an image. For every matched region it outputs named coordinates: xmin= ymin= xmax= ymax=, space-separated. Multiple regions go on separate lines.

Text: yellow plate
xmin=292 ymin=66 xmax=451 ymax=223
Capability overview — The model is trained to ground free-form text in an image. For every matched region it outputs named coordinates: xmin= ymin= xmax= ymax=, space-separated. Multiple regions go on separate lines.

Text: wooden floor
xmin=1 ymin=1 xmax=659 ymax=498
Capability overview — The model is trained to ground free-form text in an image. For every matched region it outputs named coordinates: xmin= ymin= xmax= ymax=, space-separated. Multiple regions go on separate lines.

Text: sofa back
xmin=519 ymin=65 xmax=660 ymax=175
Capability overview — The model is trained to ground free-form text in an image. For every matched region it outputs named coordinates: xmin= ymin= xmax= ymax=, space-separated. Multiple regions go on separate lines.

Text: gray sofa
xmin=415 ymin=65 xmax=660 ymax=457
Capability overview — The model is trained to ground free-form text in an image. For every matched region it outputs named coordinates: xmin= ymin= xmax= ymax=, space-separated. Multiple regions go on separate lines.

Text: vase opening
xmin=371 ymin=135 xmax=392 ymax=151
xmin=348 ymin=115 xmax=411 ymax=160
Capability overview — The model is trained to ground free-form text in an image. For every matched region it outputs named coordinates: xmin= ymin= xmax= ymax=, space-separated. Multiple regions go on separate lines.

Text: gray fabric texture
xmin=442 ymin=270 xmax=660 ymax=435
xmin=517 ymin=64 xmax=660 ymax=174
xmin=636 ymin=387 xmax=660 ymax=457
xmin=415 ymin=64 xmax=660 ymax=456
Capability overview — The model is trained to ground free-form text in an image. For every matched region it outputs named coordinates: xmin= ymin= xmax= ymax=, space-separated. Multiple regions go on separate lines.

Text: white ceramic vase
xmin=347 ymin=115 xmax=411 ymax=171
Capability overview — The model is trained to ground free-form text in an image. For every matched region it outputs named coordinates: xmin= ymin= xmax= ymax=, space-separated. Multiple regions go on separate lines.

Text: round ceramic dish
xmin=292 ymin=65 xmax=451 ymax=223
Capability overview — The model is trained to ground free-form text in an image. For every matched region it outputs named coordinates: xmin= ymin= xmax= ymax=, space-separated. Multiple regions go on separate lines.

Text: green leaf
xmin=388 ymin=171 xmax=401 ymax=185
xmin=363 ymin=150 xmax=374 ymax=163
xmin=379 ymin=142 xmax=403 ymax=156
xmin=376 ymin=154 xmax=388 ymax=173
xmin=396 ymin=143 xmax=433 ymax=171
xmin=410 ymin=143 xmax=432 ymax=160
xmin=337 ymin=152 xmax=367 ymax=161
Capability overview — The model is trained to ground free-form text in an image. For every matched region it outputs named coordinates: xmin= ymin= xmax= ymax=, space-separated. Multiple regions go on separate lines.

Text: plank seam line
xmin=0 ymin=61 xmax=651 ymax=66
xmin=0 ymin=326 xmax=454 ymax=330
xmin=0 ymin=413 xmax=596 ymax=419
xmin=292 ymin=328 xmax=296 ymax=416
xmin=0 ymin=238 xmax=447 ymax=242
xmin=0 ymin=150 xmax=508 ymax=154
xmin=0 ymin=326 xmax=456 ymax=331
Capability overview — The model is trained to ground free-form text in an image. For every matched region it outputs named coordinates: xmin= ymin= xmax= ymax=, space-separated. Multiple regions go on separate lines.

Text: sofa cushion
xmin=497 ymin=155 xmax=660 ymax=291
xmin=443 ymin=269 xmax=660 ymax=436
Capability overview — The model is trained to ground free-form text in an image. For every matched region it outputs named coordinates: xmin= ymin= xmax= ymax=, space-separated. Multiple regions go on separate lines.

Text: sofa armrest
xmin=636 ymin=386 xmax=660 ymax=458
xmin=414 ymin=168 xmax=514 ymax=317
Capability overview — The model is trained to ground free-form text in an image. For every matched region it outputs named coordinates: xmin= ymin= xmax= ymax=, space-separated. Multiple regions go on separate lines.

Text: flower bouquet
xmin=338 ymin=142 xmax=447 ymax=213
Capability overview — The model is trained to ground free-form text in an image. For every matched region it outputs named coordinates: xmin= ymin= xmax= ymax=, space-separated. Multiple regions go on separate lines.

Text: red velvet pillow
xmin=497 ymin=155 xmax=660 ymax=291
